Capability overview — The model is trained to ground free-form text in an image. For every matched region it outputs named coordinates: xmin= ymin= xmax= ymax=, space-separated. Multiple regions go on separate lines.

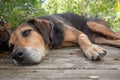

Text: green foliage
xmin=0 ymin=0 xmax=45 ymax=28
xmin=0 ymin=0 xmax=120 ymax=31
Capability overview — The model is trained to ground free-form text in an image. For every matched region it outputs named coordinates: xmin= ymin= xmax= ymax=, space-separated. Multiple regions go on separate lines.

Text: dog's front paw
xmin=84 ymin=44 xmax=107 ymax=61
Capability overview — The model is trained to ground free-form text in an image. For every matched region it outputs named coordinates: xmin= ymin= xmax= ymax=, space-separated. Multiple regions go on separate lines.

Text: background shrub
xmin=0 ymin=0 xmax=120 ymax=31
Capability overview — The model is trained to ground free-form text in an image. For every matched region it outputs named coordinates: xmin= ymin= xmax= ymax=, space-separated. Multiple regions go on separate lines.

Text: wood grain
xmin=0 ymin=45 xmax=120 ymax=80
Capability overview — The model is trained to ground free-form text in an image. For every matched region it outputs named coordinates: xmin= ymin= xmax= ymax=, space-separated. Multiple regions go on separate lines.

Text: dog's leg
xmin=95 ymin=37 xmax=120 ymax=48
xmin=78 ymin=33 xmax=107 ymax=61
xmin=63 ymin=23 xmax=106 ymax=61
xmin=87 ymin=21 xmax=120 ymax=39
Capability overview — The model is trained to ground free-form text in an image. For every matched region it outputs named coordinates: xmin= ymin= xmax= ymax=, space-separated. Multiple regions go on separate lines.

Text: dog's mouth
xmin=12 ymin=47 xmax=45 ymax=66
xmin=13 ymin=58 xmax=37 ymax=66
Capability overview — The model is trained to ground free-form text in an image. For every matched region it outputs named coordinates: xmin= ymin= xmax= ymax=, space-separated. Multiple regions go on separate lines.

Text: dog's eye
xmin=22 ymin=29 xmax=32 ymax=37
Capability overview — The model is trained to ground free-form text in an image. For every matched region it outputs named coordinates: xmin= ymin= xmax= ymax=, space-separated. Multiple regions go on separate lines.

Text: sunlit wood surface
xmin=0 ymin=45 xmax=120 ymax=80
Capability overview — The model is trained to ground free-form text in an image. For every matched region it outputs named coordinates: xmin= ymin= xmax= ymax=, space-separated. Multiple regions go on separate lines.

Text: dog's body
xmin=9 ymin=13 xmax=120 ymax=65
xmin=39 ymin=13 xmax=110 ymax=48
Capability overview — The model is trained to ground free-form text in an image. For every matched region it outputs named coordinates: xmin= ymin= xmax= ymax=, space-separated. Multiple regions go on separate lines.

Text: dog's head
xmin=9 ymin=19 xmax=53 ymax=65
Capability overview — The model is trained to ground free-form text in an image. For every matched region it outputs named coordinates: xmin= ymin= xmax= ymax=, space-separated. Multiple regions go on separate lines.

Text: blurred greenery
xmin=0 ymin=0 xmax=120 ymax=31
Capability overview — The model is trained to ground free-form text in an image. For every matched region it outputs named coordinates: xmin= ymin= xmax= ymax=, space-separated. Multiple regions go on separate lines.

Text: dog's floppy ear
xmin=28 ymin=18 xmax=54 ymax=45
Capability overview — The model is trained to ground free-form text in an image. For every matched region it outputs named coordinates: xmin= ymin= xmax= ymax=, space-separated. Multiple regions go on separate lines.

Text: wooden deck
xmin=0 ymin=45 xmax=120 ymax=80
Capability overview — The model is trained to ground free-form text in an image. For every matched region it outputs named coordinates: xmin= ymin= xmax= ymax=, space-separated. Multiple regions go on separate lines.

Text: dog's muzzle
xmin=12 ymin=47 xmax=45 ymax=65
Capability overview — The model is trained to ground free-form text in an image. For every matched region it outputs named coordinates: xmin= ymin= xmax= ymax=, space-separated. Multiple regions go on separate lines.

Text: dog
xmin=9 ymin=13 xmax=120 ymax=65
xmin=0 ymin=17 xmax=13 ymax=52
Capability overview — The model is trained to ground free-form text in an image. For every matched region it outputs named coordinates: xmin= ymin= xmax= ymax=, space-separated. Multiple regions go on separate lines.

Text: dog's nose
xmin=12 ymin=48 xmax=25 ymax=61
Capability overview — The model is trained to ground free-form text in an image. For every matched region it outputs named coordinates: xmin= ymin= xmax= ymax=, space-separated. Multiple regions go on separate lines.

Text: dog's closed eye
xmin=22 ymin=29 xmax=32 ymax=37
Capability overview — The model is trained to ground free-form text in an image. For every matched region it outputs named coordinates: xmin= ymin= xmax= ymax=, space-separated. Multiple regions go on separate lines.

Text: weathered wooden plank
xmin=0 ymin=58 xmax=120 ymax=70
xmin=0 ymin=69 xmax=119 ymax=80
xmin=48 ymin=46 xmax=120 ymax=58
xmin=0 ymin=45 xmax=120 ymax=70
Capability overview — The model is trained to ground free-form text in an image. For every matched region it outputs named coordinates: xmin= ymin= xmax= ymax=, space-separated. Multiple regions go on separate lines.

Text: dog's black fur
xmin=27 ymin=13 xmax=108 ymax=49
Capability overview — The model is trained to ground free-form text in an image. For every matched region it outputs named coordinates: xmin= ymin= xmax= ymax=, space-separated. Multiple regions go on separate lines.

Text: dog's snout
xmin=12 ymin=48 xmax=24 ymax=61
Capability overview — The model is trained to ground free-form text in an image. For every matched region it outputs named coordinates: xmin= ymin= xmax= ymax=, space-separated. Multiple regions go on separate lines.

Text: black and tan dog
xmin=9 ymin=13 xmax=120 ymax=65
xmin=0 ymin=17 xmax=13 ymax=52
